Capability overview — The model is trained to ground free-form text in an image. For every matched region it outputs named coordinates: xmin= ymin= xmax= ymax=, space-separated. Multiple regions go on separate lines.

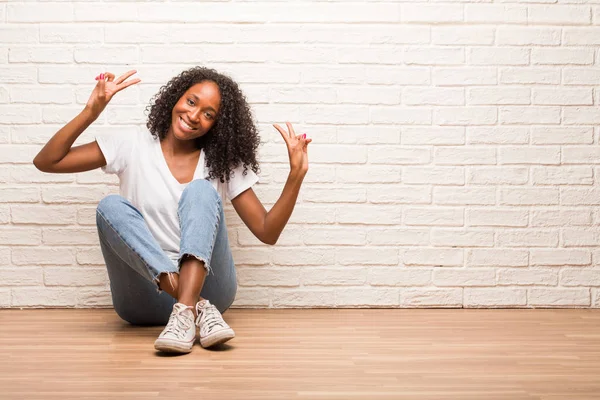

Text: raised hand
xmin=273 ymin=122 xmax=312 ymax=175
xmin=85 ymin=70 xmax=141 ymax=119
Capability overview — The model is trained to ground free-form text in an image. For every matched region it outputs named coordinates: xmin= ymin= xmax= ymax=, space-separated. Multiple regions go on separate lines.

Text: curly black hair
xmin=145 ymin=66 xmax=260 ymax=183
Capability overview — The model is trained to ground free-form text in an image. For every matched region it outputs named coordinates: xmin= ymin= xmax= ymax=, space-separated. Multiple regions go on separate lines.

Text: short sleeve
xmin=226 ymin=164 xmax=259 ymax=201
xmin=95 ymin=132 xmax=137 ymax=175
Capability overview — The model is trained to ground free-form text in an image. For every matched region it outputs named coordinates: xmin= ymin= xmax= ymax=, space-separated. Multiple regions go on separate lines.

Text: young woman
xmin=33 ymin=67 xmax=311 ymax=354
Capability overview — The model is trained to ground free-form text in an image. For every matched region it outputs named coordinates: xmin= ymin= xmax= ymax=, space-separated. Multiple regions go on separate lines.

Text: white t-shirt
xmin=95 ymin=130 xmax=259 ymax=264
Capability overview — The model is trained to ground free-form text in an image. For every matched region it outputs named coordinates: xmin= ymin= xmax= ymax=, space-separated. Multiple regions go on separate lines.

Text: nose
xmin=189 ymin=108 xmax=201 ymax=123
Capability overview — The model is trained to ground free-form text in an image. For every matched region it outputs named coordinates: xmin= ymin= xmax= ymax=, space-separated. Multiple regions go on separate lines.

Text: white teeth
xmin=180 ymin=116 xmax=196 ymax=131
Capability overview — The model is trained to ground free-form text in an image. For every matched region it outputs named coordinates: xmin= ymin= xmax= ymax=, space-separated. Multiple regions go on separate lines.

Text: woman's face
xmin=170 ymin=80 xmax=221 ymax=141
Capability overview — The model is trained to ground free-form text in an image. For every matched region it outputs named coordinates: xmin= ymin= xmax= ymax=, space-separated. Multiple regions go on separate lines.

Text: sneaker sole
xmin=154 ymin=338 xmax=194 ymax=354
xmin=200 ymin=328 xmax=235 ymax=348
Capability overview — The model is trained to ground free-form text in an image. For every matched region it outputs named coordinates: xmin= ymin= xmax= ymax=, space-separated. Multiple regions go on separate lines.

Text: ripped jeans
xmin=96 ymin=179 xmax=237 ymax=326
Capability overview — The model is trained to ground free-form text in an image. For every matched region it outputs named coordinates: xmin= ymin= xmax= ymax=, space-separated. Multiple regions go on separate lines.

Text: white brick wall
xmin=1 ymin=0 xmax=600 ymax=309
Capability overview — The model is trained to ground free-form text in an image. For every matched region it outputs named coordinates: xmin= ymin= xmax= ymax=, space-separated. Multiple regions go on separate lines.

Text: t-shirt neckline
xmin=155 ymin=138 xmax=206 ymax=186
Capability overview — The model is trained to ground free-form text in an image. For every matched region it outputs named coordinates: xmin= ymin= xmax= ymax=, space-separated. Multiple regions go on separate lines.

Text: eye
xmin=205 ymin=112 xmax=214 ymax=120
xmin=187 ymin=98 xmax=194 ymax=106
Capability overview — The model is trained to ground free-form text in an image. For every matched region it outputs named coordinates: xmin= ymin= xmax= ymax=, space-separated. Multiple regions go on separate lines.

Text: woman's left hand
xmin=273 ymin=122 xmax=312 ymax=176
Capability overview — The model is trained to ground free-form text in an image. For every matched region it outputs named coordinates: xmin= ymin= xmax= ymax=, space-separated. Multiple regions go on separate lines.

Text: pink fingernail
xmin=302 ymin=134 xmax=306 ymax=139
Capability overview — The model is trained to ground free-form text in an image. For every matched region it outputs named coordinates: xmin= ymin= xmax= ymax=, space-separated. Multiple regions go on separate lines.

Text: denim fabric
xmin=96 ymin=179 xmax=237 ymax=326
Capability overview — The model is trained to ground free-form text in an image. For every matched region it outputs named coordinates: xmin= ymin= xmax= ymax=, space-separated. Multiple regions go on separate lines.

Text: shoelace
xmin=163 ymin=306 xmax=193 ymax=338
xmin=198 ymin=304 xmax=225 ymax=331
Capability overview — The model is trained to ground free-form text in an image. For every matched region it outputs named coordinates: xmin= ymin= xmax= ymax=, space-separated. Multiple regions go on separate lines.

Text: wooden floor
xmin=0 ymin=309 xmax=599 ymax=399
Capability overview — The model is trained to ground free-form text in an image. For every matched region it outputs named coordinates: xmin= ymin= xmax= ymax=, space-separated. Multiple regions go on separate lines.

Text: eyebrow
xmin=190 ymin=93 xmax=218 ymax=114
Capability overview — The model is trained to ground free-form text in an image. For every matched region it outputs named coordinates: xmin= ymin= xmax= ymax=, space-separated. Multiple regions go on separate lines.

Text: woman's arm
xmin=33 ymin=70 xmax=140 ymax=173
xmin=231 ymin=122 xmax=311 ymax=245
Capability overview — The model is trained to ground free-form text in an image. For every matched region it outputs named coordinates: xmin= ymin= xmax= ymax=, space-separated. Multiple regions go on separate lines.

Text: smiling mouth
xmin=179 ymin=116 xmax=197 ymax=132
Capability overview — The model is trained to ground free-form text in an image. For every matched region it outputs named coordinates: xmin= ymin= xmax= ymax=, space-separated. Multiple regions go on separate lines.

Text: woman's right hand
xmin=84 ymin=70 xmax=141 ymax=119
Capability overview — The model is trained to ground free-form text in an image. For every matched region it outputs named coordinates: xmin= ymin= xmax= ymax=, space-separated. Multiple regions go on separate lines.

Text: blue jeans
xmin=96 ymin=179 xmax=237 ymax=326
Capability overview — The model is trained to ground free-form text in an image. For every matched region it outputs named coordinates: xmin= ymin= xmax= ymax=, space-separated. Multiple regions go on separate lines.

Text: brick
xmin=336 ymin=248 xmax=398 ymax=266
xmin=77 ymin=247 xmax=105 ymax=265
xmin=433 ymin=27 xmax=495 ymax=45
xmin=561 ymin=188 xmax=600 ymax=205
xmin=0 ymin=227 xmax=41 ymax=245
xmin=530 ymin=249 xmax=591 ymax=266
xmin=369 ymin=267 xmax=431 ymax=286
xmin=0 ymin=186 xmax=39 ymax=203
xmin=464 ymin=288 xmax=527 ymax=307
xmin=0 ymin=105 xmax=41 ymax=123
xmin=532 ymin=48 xmax=594 ymax=65
xmin=431 ymin=229 xmax=494 ymax=247
xmin=237 ymin=267 xmax=301 ymax=287
xmin=564 ymin=28 xmax=600 ymax=45
xmin=231 ymin=288 xmax=270 ymax=307
xmin=403 ymin=88 xmax=464 ymax=106
xmin=403 ymin=167 xmax=465 ymax=185
xmin=435 ymin=147 xmax=496 ymax=165
xmin=401 ymin=288 xmax=463 ymax=307
xmin=496 ymin=230 xmax=559 ymax=247
xmin=532 ymin=210 xmax=592 ymax=228
xmin=497 ymin=28 xmax=561 ymax=45
xmin=303 ymin=187 xmax=366 ymax=203
xmin=12 ymin=287 xmax=79 ymax=307
xmin=41 ymin=186 xmax=107 ymax=204
xmin=44 ymin=267 xmax=108 ymax=286
xmin=531 ymin=127 xmax=593 ymax=144
xmin=336 ymin=287 xmax=399 ymax=307
xmin=434 ymin=68 xmax=497 ymax=86
xmin=467 ymin=88 xmax=530 ymax=105
xmin=563 ymin=229 xmax=600 ymax=247
xmin=272 ymin=289 xmax=336 ymax=307
xmin=434 ymin=268 xmax=495 ymax=286
xmin=532 ymin=167 xmax=593 ymax=185
xmin=40 ymin=24 xmax=103 ymax=43
xmin=434 ymin=187 xmax=496 ymax=206
xmin=371 ymin=107 xmax=432 ymax=125
xmin=561 ymin=268 xmax=600 ymax=286
xmin=303 ymin=267 xmax=368 ymax=286
xmin=500 ymin=188 xmax=559 ymax=205
xmin=529 ymin=288 xmax=590 ymax=307
xmin=469 ymin=47 xmax=529 ymax=66
xmin=11 ymin=205 xmax=77 ymax=225
xmin=8 ymin=3 xmax=73 ymax=22
xmin=42 ymin=228 xmax=99 ymax=246
xmin=528 ymin=5 xmax=591 ymax=24
xmin=467 ymin=208 xmax=528 ymax=227
xmin=77 ymin=288 xmax=112 ymax=307
xmin=498 ymin=268 xmax=558 ymax=286
xmin=303 ymin=228 xmax=366 ymax=246
xmin=498 ymin=146 xmax=560 ymax=165
xmin=9 ymin=47 xmax=72 ymax=63
xmin=367 ymin=228 xmax=429 ymax=246
xmin=0 ymin=267 xmax=43 ymax=286
xmin=562 ymin=147 xmax=600 ymax=163
xmin=403 ymin=248 xmax=463 ymax=267
xmin=500 ymin=68 xmax=560 ymax=85
xmin=367 ymin=185 xmax=430 ymax=204
xmin=467 ymin=249 xmax=528 ymax=267
xmin=368 ymin=146 xmax=430 ymax=164
xmin=404 ymin=47 xmax=464 ymax=66
xmin=367 ymin=67 xmax=430 ymax=85
xmin=405 ymin=208 xmax=464 ymax=227
xmin=336 ymin=204 xmax=402 ymax=225
xmin=499 ymin=107 xmax=561 ymax=124
xmin=532 ymin=88 xmax=592 ymax=105
xmin=401 ymin=4 xmax=463 ymax=23
xmin=467 ymin=128 xmax=529 ymax=144
xmin=466 ymin=5 xmax=527 ymax=23
xmin=336 ymin=166 xmax=402 ymax=183
xmin=272 ymin=248 xmax=334 ymax=266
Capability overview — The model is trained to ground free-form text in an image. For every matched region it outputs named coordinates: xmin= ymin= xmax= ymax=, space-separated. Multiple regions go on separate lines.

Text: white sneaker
xmin=154 ymin=303 xmax=196 ymax=353
xmin=195 ymin=299 xmax=235 ymax=348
